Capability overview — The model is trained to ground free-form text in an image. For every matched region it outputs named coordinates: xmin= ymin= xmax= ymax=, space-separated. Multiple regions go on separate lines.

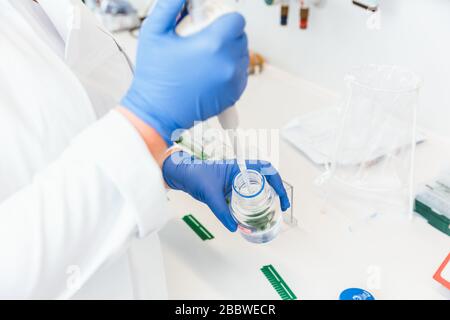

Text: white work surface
xmin=115 ymin=32 xmax=450 ymax=300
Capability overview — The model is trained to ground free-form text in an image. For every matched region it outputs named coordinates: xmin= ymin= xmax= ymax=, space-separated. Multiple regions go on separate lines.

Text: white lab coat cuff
xmin=69 ymin=110 xmax=169 ymax=238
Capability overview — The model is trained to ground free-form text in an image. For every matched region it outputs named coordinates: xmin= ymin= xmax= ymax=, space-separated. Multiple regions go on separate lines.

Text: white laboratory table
xmin=114 ymin=32 xmax=450 ymax=300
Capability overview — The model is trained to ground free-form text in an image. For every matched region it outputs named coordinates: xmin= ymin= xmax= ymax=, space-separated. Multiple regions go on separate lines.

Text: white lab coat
xmin=0 ymin=0 xmax=170 ymax=299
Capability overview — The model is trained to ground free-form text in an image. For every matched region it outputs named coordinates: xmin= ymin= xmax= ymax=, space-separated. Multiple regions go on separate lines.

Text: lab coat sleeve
xmin=0 ymin=110 xmax=169 ymax=299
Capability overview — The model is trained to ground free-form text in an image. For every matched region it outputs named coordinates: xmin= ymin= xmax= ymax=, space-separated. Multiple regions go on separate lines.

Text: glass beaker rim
xmin=345 ymin=65 xmax=422 ymax=94
xmin=232 ymin=169 xmax=266 ymax=199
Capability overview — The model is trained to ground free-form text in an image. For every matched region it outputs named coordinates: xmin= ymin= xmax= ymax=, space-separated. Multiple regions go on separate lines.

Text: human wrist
xmin=120 ymin=93 xmax=176 ymax=146
xmin=117 ymin=106 xmax=169 ymax=168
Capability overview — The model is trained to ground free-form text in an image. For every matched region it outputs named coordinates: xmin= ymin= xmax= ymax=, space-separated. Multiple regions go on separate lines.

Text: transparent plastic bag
xmin=317 ymin=65 xmax=422 ymax=221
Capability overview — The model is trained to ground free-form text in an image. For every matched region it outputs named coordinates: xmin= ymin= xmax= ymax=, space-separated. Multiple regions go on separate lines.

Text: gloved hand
xmin=162 ymin=151 xmax=291 ymax=232
xmin=121 ymin=0 xmax=249 ymax=145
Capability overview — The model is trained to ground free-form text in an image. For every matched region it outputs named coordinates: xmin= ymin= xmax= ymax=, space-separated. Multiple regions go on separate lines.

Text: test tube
xmin=280 ymin=2 xmax=289 ymax=26
xmin=299 ymin=5 xmax=309 ymax=29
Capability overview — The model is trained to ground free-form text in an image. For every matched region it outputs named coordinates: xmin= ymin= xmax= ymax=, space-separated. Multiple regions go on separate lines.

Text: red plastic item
xmin=300 ymin=7 xmax=309 ymax=30
xmin=433 ymin=252 xmax=450 ymax=290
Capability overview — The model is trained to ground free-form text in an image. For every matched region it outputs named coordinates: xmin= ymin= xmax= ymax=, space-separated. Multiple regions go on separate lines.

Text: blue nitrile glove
xmin=121 ymin=0 xmax=249 ymax=145
xmin=162 ymin=151 xmax=291 ymax=232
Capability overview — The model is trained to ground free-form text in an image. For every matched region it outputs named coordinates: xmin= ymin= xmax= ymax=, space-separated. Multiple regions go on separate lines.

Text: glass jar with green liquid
xmin=230 ymin=170 xmax=282 ymax=243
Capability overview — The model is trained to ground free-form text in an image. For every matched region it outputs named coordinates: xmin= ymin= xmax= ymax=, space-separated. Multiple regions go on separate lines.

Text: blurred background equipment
xmin=415 ymin=171 xmax=450 ymax=236
xmin=249 ymin=51 xmax=265 ymax=75
xmin=85 ymin=0 xmax=141 ymax=32
xmin=352 ymin=0 xmax=379 ymax=12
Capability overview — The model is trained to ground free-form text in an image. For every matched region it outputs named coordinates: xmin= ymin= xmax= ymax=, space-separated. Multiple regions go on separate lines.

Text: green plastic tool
xmin=415 ymin=199 xmax=450 ymax=236
xmin=261 ymin=264 xmax=297 ymax=300
xmin=182 ymin=214 xmax=214 ymax=241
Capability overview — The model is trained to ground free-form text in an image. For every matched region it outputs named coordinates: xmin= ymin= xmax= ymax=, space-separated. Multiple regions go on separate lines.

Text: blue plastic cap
xmin=339 ymin=288 xmax=375 ymax=300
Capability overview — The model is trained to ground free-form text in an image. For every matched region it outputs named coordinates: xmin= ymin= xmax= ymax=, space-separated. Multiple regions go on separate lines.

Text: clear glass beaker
xmin=318 ymin=65 xmax=422 ymax=217
xmin=230 ymin=170 xmax=282 ymax=243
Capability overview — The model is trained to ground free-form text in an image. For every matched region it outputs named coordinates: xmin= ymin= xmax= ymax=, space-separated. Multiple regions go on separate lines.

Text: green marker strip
xmin=182 ymin=214 xmax=214 ymax=241
xmin=261 ymin=265 xmax=297 ymax=300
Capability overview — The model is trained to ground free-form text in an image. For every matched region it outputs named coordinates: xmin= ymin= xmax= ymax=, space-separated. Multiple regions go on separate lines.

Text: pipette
xmin=219 ymin=108 xmax=251 ymax=192
xmin=176 ymin=0 xmax=252 ymax=191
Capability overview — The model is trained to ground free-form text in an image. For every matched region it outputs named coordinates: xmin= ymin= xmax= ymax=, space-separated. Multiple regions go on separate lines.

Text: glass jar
xmin=230 ymin=170 xmax=282 ymax=244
